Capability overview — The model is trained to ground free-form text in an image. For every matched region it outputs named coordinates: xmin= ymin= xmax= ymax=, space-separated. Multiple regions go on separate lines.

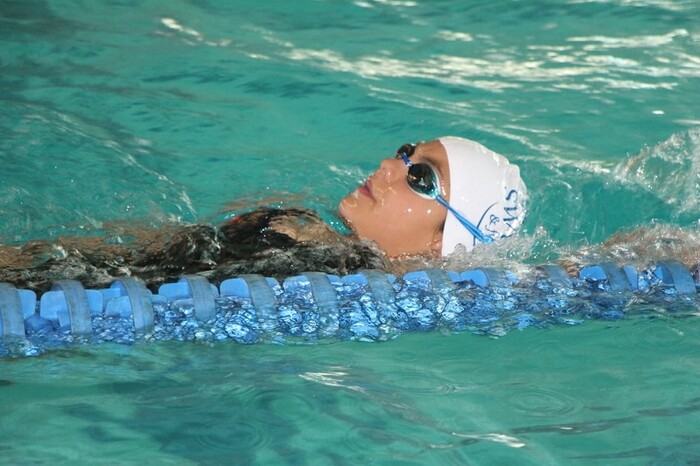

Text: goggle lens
xmin=396 ymin=143 xmax=416 ymax=159
xmin=407 ymin=163 xmax=439 ymax=198
xmin=395 ymin=143 xmax=439 ymax=199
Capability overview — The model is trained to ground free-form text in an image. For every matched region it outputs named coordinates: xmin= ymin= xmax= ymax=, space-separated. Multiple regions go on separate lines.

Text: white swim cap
xmin=439 ymin=136 xmax=527 ymax=256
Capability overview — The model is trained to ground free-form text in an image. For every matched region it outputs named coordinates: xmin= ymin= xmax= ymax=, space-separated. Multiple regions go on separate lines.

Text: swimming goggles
xmin=396 ymin=143 xmax=493 ymax=245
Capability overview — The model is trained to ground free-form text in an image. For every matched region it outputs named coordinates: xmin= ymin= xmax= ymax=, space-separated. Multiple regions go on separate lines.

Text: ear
xmin=428 ymin=228 xmax=443 ymax=258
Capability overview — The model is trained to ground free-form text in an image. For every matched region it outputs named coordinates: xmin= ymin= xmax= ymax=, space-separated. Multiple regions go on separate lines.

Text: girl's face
xmin=339 ymin=139 xmax=450 ymax=257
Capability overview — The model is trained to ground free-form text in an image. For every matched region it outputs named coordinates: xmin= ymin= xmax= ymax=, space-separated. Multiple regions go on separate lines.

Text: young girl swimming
xmin=0 ymin=137 xmax=528 ymax=291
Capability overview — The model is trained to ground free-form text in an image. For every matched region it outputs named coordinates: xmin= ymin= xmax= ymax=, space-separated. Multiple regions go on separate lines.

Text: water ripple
xmin=509 ymin=386 xmax=584 ymax=418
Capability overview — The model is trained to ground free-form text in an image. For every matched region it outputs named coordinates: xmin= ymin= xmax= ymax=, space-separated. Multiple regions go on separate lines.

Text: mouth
xmin=357 ymin=179 xmax=373 ymax=199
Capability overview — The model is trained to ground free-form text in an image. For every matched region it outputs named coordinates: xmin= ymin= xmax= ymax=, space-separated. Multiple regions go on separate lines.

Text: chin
xmin=338 ymin=193 xmax=366 ymax=223
xmin=337 ymin=198 xmax=350 ymax=220
xmin=337 ymin=200 xmax=356 ymax=229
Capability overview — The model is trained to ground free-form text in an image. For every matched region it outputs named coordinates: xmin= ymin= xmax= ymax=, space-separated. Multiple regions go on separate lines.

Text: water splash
xmin=614 ymin=127 xmax=700 ymax=216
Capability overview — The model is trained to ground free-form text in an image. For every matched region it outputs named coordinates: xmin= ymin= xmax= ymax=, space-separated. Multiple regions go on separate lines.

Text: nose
xmin=377 ymin=157 xmax=407 ymax=185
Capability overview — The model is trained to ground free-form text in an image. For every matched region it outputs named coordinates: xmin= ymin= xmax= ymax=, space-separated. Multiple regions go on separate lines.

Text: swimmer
xmin=0 ymin=137 xmax=527 ymax=291
xmin=339 ymin=137 xmax=527 ymax=257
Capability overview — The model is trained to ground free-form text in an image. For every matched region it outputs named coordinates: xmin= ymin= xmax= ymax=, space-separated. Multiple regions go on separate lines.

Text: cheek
xmin=380 ymin=191 xmax=435 ymax=216
xmin=409 ymin=199 xmax=447 ymax=230
xmin=377 ymin=195 xmax=443 ymax=230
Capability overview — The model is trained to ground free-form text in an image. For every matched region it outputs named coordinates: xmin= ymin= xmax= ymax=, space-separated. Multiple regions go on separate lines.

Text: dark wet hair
xmin=0 ymin=208 xmax=386 ymax=293
xmin=210 ymin=208 xmax=387 ymax=282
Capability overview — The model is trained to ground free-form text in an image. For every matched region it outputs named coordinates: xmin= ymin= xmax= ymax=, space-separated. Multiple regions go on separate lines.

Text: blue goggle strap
xmin=399 ymin=149 xmax=492 ymax=245
xmin=435 ymin=195 xmax=493 ymax=245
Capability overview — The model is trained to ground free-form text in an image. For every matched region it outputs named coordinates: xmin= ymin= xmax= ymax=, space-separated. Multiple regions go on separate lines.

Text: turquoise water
xmin=1 ymin=0 xmax=700 ymax=464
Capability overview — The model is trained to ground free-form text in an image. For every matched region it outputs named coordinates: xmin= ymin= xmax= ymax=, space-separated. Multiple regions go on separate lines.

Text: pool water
xmin=1 ymin=0 xmax=700 ymax=464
